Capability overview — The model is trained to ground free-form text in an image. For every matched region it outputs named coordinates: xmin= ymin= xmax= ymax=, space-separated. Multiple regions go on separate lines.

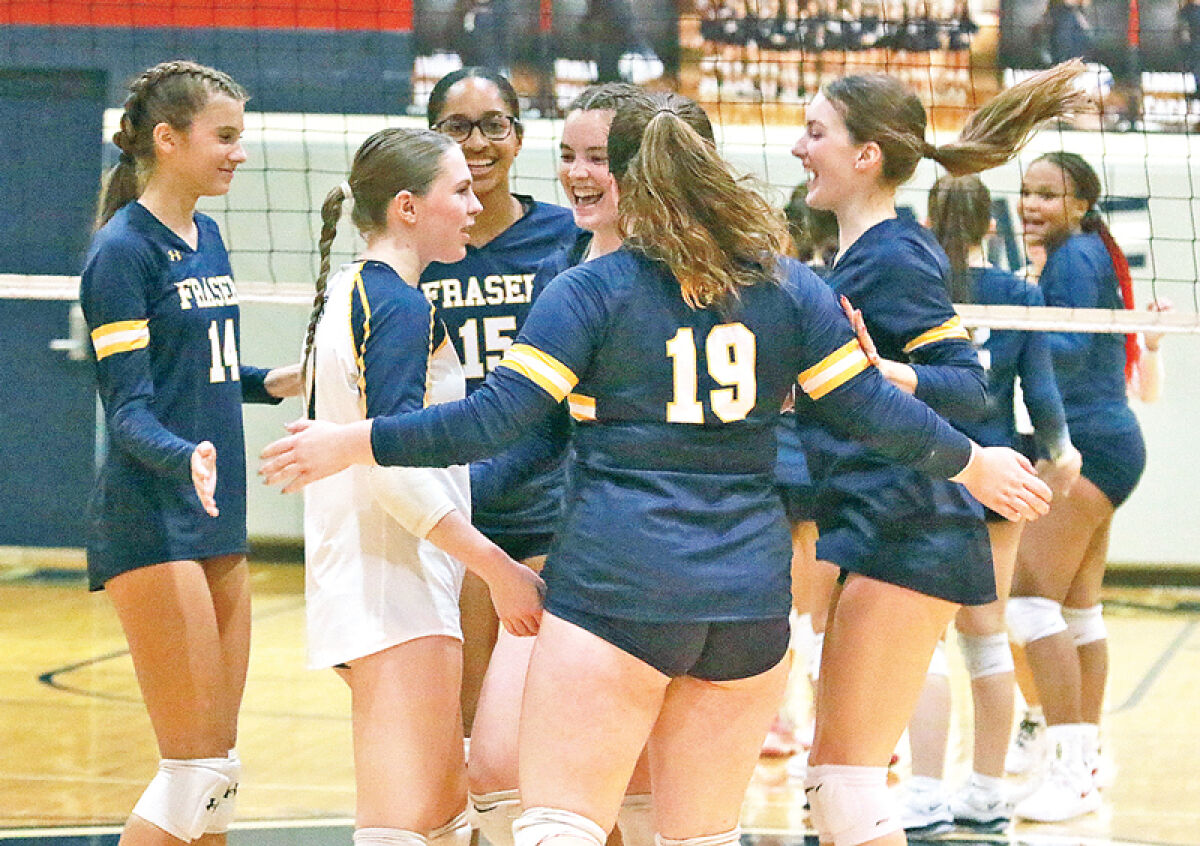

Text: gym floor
xmin=1 ymin=551 xmax=1196 ymax=846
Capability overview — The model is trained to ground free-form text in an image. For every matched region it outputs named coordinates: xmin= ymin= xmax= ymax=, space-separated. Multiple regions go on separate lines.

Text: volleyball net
xmin=2 ymin=0 xmax=1200 ymax=335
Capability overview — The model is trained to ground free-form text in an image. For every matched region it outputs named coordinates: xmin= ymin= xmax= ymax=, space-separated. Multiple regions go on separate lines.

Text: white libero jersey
xmin=303 ymin=260 xmax=470 ymax=669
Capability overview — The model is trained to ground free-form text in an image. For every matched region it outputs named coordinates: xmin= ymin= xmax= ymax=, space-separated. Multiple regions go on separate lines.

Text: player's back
xmin=532 ymin=249 xmax=845 ymax=623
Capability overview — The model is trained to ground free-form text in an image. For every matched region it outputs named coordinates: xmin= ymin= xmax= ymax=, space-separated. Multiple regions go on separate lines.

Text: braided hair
xmin=97 ymin=60 xmax=248 ymax=227
xmin=300 ymin=128 xmax=455 ymax=416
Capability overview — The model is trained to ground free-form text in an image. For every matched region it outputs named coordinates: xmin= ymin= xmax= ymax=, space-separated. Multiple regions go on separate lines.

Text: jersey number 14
xmin=207 ymin=318 xmax=240 ymax=383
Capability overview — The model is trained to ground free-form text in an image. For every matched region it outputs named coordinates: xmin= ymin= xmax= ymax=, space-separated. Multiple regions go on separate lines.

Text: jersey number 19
xmin=665 ymin=324 xmax=757 ymax=424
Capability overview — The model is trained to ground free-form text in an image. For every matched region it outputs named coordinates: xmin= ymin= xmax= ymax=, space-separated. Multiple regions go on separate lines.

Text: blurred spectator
xmin=1180 ymin=0 xmax=1200 ymax=99
xmin=1038 ymin=0 xmax=1093 ymax=66
xmin=448 ymin=0 xmax=509 ymax=71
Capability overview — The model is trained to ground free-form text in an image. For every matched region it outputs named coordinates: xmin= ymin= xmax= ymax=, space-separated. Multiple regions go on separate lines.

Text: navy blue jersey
xmin=955 ymin=267 xmax=1070 ymax=457
xmin=1039 ymin=232 xmax=1137 ymax=434
xmin=418 ymin=197 xmax=577 ymax=545
xmin=80 ymin=202 xmax=276 ymax=589
xmin=801 ymin=216 xmax=986 ymax=431
xmin=419 ymin=197 xmax=578 ymax=393
xmin=795 ymin=217 xmax=992 ymax=601
xmin=372 ymin=249 xmax=972 ymax=623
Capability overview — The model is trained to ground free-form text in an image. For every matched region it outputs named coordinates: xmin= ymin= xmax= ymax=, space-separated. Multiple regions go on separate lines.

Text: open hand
xmin=259 ymin=418 xmax=373 ymax=493
xmin=192 ymin=441 xmax=219 ymax=517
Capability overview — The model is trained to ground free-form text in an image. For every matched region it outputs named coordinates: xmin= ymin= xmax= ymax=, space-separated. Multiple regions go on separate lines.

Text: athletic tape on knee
xmin=203 ymin=749 xmax=242 ymax=834
xmin=655 ymin=826 xmax=741 ymax=846
xmin=131 ymin=757 xmax=232 ymax=842
xmin=430 ymin=811 xmax=472 ymax=846
xmin=353 ymin=827 xmax=428 ymax=846
xmin=803 ymin=764 xmax=899 ymax=846
xmin=470 ymin=789 xmax=522 ymax=846
xmin=807 ymin=632 xmax=825 ymax=682
xmin=926 ymin=640 xmax=950 ymax=678
xmin=1006 ymin=596 xmax=1067 ymax=646
xmin=1063 ymin=605 xmax=1106 ymax=647
xmin=958 ymin=632 xmax=1015 ymax=680
xmin=513 ymin=807 xmax=606 ymax=846
xmin=617 ymin=794 xmax=655 ymax=846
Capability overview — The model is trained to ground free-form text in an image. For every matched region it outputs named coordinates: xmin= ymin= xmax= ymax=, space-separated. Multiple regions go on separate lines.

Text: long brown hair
xmin=927 ymin=174 xmax=992 ymax=303
xmin=608 ymin=92 xmax=789 ymax=310
xmin=301 ymin=128 xmax=455 ymax=413
xmin=822 ymin=58 xmax=1091 ymax=185
xmin=97 ymin=60 xmax=247 ymax=227
xmin=1034 ymin=150 xmax=1141 ymax=382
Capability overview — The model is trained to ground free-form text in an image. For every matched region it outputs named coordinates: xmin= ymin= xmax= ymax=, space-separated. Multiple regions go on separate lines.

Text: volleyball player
xmin=80 ymin=60 xmax=298 ymax=845
xmin=260 ymin=90 xmax=1049 ymax=846
xmin=464 ymin=82 xmax=655 ymax=846
xmin=1008 ymin=151 xmax=1151 ymax=822
xmin=420 ymin=67 xmax=578 ymax=741
xmin=789 ymin=60 xmax=1088 ymax=846
xmin=299 ymin=127 xmax=544 ymax=846
xmin=768 ymin=184 xmax=840 ymax=766
xmin=899 ymin=174 xmax=1081 ymax=834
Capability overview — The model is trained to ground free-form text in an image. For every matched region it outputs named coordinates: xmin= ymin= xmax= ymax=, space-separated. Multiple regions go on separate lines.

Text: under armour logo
xmin=167 ymin=249 xmax=183 ymax=262
xmin=207 ymin=797 xmax=219 ymax=811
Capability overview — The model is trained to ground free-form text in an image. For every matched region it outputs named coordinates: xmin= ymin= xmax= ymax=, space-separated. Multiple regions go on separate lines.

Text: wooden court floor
xmin=1 ymin=548 xmax=1197 ymax=846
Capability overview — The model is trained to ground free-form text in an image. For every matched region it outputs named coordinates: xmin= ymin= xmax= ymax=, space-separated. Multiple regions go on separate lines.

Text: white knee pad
xmin=790 ymin=611 xmax=814 ymax=655
xmin=203 ymin=749 xmax=241 ymax=834
xmin=803 ymin=764 xmax=899 ymax=846
xmin=807 ymin=631 xmax=825 ymax=682
xmin=1064 ymin=604 xmax=1106 ymax=646
xmin=470 ymin=789 xmax=522 ymax=846
xmin=958 ymin=632 xmax=1015 ymax=680
xmin=1006 ymin=596 xmax=1067 ymax=646
xmin=617 ymin=794 xmax=655 ymax=846
xmin=430 ymin=811 xmax=472 ymax=846
xmin=131 ymin=757 xmax=233 ymax=842
xmin=513 ymin=807 xmax=606 ymax=846
xmin=656 ymin=827 xmax=741 ymax=846
xmin=354 ymin=828 xmax=428 ymax=846
xmin=926 ymin=640 xmax=949 ymax=678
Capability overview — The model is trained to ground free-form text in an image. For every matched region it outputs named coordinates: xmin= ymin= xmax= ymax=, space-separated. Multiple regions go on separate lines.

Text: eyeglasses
xmin=433 ymin=113 xmax=520 ymax=143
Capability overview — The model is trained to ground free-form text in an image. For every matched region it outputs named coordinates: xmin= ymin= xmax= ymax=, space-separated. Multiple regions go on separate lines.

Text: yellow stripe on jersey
xmin=797 ymin=340 xmax=871 ymax=400
xmin=901 ymin=315 xmax=969 ymax=354
xmin=497 ymin=343 xmax=578 ymax=401
xmin=91 ymin=319 xmax=149 ymax=360
xmin=568 ymin=392 xmax=596 ymax=421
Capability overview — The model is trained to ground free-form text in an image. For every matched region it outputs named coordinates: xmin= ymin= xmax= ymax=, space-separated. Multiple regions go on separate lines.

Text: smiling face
xmin=1019 ymin=158 xmax=1089 ymax=247
xmin=411 ymin=147 xmax=483 ymax=266
xmin=161 ymin=93 xmax=246 ymax=198
xmin=790 ymin=93 xmax=866 ymax=213
xmin=558 ymin=108 xmax=619 ymax=236
xmin=432 ymin=77 xmax=521 ymax=202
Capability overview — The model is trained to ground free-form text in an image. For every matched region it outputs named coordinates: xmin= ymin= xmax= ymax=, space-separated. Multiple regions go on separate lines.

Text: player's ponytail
xmin=822 ymin=59 xmax=1090 ymax=187
xmin=609 ymin=92 xmax=787 ymax=310
xmin=301 ymin=183 xmax=348 ymax=418
xmin=927 ymin=174 xmax=991 ymax=304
